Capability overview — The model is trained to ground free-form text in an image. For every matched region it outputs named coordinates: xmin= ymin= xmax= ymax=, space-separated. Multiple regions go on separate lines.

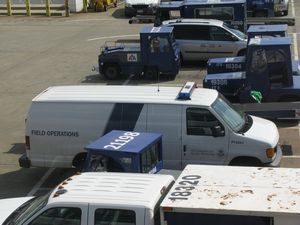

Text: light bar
xmin=177 ymin=82 xmax=196 ymax=100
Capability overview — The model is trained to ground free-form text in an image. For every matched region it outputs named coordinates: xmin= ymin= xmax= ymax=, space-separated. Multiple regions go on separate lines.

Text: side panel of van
xmin=27 ymin=102 xmax=148 ymax=167
xmin=146 ymin=104 xmax=182 ymax=170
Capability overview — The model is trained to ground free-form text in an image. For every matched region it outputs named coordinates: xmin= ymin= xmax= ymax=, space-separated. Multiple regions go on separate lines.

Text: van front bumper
xmin=264 ymin=145 xmax=282 ymax=167
xmin=19 ymin=154 xmax=31 ymax=168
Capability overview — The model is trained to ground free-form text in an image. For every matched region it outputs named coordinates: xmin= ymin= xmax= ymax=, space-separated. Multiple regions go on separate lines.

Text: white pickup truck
xmin=1 ymin=165 xmax=300 ymax=225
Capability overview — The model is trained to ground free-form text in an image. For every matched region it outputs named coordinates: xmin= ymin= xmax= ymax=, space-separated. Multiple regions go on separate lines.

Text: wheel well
xmin=72 ymin=152 xmax=87 ymax=170
xmin=229 ymin=156 xmax=262 ymax=166
xmin=237 ymin=49 xmax=246 ymax=56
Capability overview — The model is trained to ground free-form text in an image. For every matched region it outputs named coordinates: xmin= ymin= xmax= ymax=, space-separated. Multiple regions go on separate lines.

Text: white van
xmin=162 ymin=19 xmax=247 ymax=61
xmin=20 ymin=83 xmax=282 ymax=169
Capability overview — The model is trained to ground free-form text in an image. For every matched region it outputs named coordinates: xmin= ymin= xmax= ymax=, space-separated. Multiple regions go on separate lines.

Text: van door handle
xmin=183 ymin=145 xmax=186 ymax=152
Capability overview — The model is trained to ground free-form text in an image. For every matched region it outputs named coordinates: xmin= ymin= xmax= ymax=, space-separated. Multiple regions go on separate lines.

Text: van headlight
xmin=266 ymin=147 xmax=275 ymax=158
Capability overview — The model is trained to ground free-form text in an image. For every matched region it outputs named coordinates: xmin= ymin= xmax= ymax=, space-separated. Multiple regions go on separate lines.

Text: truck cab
xmin=204 ymin=36 xmax=300 ymax=103
xmin=83 ymin=130 xmax=163 ymax=173
xmin=98 ymin=26 xmax=180 ymax=79
xmin=207 ymin=24 xmax=288 ymax=74
xmin=246 ymin=0 xmax=275 ymax=17
xmin=155 ymin=0 xmax=248 ymax=33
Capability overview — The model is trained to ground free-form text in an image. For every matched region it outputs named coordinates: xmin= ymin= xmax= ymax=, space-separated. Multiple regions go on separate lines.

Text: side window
xmin=172 ymin=25 xmax=186 ymax=39
xmin=29 ymin=207 xmax=81 ymax=225
xmin=141 ymin=141 xmax=161 ymax=173
xmin=210 ymin=26 xmax=234 ymax=41
xmin=150 ymin=36 xmax=171 ymax=53
xmin=173 ymin=25 xmax=209 ymax=40
xmin=94 ymin=209 xmax=135 ymax=225
xmin=186 ymin=108 xmax=223 ymax=136
xmin=249 ymin=49 xmax=268 ymax=74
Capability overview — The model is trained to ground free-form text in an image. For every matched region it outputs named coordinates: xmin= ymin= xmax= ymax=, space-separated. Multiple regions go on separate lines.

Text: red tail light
xmin=25 ymin=136 xmax=30 ymax=150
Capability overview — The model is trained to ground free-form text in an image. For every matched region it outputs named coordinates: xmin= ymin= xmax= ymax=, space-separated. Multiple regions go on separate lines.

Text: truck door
xmin=147 ymin=35 xmax=175 ymax=72
xmin=88 ymin=205 xmax=144 ymax=225
xmin=181 ymin=107 xmax=229 ymax=168
xmin=208 ymin=26 xmax=237 ymax=58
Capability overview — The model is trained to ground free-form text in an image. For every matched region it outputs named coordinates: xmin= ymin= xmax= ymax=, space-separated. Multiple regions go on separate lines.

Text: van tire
xmin=237 ymin=49 xmax=246 ymax=56
xmin=73 ymin=153 xmax=87 ymax=171
xmin=229 ymin=157 xmax=262 ymax=166
xmin=103 ymin=64 xmax=120 ymax=80
xmin=144 ymin=67 xmax=158 ymax=79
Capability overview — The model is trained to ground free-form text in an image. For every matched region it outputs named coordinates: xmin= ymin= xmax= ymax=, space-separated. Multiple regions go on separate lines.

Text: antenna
xmin=157 ymin=72 xmax=160 ymax=92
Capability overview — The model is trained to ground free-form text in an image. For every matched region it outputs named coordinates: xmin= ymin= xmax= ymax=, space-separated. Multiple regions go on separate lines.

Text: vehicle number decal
xmin=225 ymin=63 xmax=242 ymax=70
xmin=104 ymin=132 xmax=140 ymax=150
xmin=168 ymin=175 xmax=201 ymax=201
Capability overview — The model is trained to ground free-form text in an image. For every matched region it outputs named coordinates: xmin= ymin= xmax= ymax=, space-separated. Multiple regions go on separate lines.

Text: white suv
xmin=162 ymin=19 xmax=247 ymax=61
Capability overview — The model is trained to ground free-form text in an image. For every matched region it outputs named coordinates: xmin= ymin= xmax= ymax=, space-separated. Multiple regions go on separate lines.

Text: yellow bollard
xmin=25 ymin=0 xmax=31 ymax=16
xmin=65 ymin=0 xmax=70 ymax=17
xmin=46 ymin=0 xmax=51 ymax=16
xmin=83 ymin=0 xmax=88 ymax=13
xmin=6 ymin=0 xmax=12 ymax=16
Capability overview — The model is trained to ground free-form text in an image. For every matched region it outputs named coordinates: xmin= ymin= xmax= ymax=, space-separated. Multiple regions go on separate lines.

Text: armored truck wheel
xmin=103 ymin=64 xmax=120 ymax=80
xmin=144 ymin=67 xmax=158 ymax=79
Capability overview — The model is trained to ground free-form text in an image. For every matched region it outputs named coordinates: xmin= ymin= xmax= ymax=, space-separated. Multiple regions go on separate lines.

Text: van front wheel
xmin=73 ymin=153 xmax=87 ymax=171
xmin=229 ymin=157 xmax=262 ymax=166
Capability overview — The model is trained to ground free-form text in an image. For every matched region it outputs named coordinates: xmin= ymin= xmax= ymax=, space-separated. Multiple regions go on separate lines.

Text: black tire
xmin=144 ymin=67 xmax=158 ymax=79
xmin=237 ymin=49 xmax=246 ymax=56
xmin=229 ymin=157 xmax=262 ymax=167
xmin=73 ymin=153 xmax=87 ymax=171
xmin=103 ymin=64 xmax=120 ymax=80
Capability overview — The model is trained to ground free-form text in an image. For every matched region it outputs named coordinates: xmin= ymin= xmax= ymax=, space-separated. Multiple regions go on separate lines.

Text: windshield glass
xmin=3 ymin=192 xmax=50 ymax=225
xmin=212 ymin=94 xmax=245 ymax=133
xmin=223 ymin=23 xmax=247 ymax=40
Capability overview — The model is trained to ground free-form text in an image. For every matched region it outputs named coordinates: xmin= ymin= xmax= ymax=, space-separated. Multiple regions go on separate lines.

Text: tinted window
xmin=29 ymin=207 xmax=81 ymax=225
xmin=210 ymin=26 xmax=235 ymax=41
xmin=141 ymin=141 xmax=161 ymax=173
xmin=95 ymin=209 xmax=135 ymax=225
xmin=194 ymin=7 xmax=234 ymax=21
xmin=186 ymin=108 xmax=223 ymax=136
xmin=172 ymin=25 xmax=209 ymax=40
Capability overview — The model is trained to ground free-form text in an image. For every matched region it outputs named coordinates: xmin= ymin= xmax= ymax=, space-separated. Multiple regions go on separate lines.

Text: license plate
xmin=137 ymin=9 xmax=143 ymax=13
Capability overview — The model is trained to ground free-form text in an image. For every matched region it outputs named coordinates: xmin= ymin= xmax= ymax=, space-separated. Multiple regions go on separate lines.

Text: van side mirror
xmin=212 ymin=125 xmax=225 ymax=137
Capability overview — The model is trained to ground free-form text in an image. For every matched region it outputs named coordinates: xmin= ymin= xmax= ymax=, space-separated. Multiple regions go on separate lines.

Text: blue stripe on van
xmin=103 ymin=103 xmax=144 ymax=134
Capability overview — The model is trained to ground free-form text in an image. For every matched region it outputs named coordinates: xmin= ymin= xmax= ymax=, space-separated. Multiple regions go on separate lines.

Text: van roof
xmin=162 ymin=18 xmax=224 ymax=26
xmin=32 ymin=85 xmax=219 ymax=107
xmin=48 ymin=172 xmax=174 ymax=208
xmin=161 ymin=165 xmax=300 ymax=216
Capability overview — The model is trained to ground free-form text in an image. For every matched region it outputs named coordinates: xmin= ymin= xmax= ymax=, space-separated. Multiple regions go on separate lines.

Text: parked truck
xmin=2 ymin=164 xmax=300 ymax=225
xmin=97 ymin=26 xmax=180 ymax=80
xmin=82 ymin=130 xmax=163 ymax=173
xmin=204 ymin=36 xmax=300 ymax=102
xmin=19 ymin=82 xmax=281 ymax=170
xmin=207 ymin=24 xmax=289 ymax=74
xmin=154 ymin=0 xmax=294 ymax=33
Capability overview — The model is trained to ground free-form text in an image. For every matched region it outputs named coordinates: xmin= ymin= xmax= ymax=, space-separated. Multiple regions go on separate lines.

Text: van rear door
xmin=181 ymin=106 xmax=229 ymax=167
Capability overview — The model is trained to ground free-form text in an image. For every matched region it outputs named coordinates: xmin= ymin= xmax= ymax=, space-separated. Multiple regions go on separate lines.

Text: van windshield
xmin=212 ymin=94 xmax=245 ymax=133
xmin=3 ymin=192 xmax=50 ymax=225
